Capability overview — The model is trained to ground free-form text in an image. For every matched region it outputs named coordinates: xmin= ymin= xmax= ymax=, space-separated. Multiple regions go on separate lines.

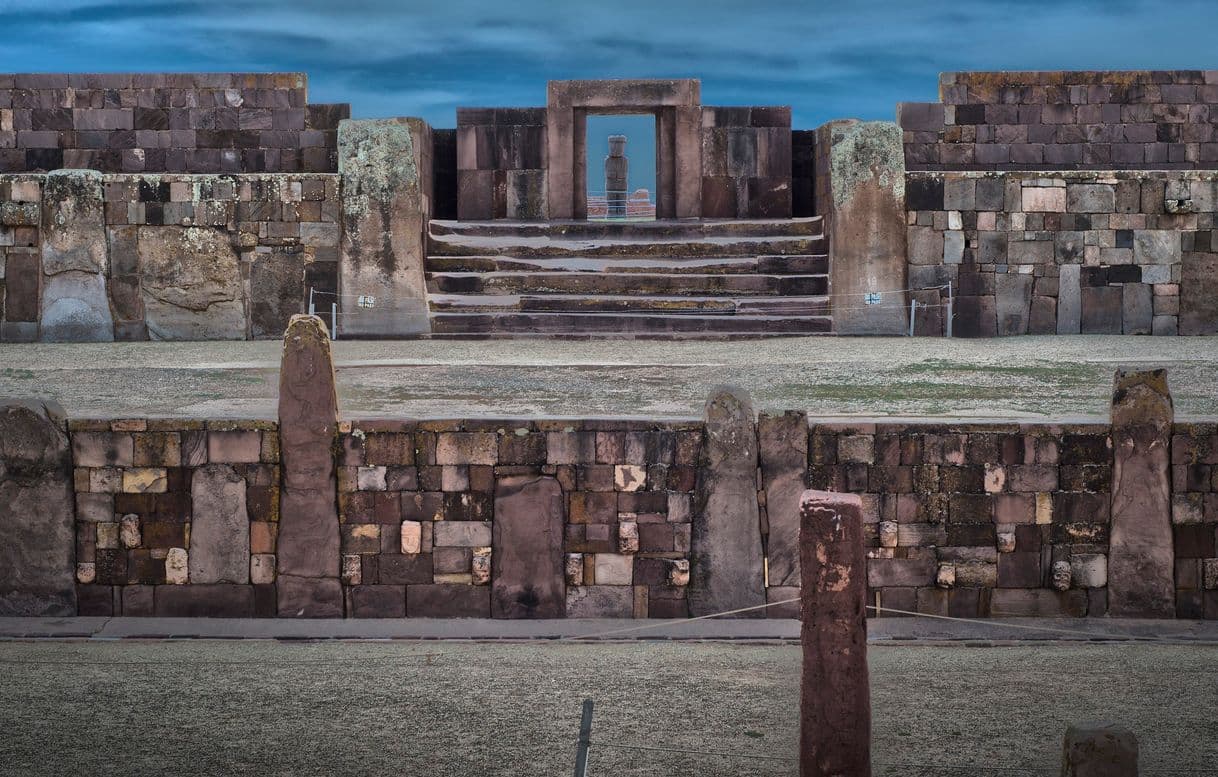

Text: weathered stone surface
xmin=995 ymin=273 xmax=1033 ymax=336
xmin=407 ymin=583 xmax=489 ymax=617
xmin=277 ymin=575 xmax=343 ymax=618
xmin=40 ymin=170 xmax=114 ymax=342
xmin=0 ymin=399 xmax=76 ymax=615
xmin=566 ymin=585 xmax=634 ymax=617
xmin=1057 ymin=264 xmax=1082 ymax=334
xmin=491 ymin=475 xmax=565 ymax=618
xmin=1122 ymin=283 xmax=1153 ymax=335
xmin=1061 ymin=723 xmax=1138 ymax=777
xmin=1179 ymin=252 xmax=1218 ymax=335
xmin=819 ymin=120 xmax=907 ymax=335
xmin=249 ymin=250 xmax=306 ymax=339
xmin=188 ymin=464 xmax=250 ymax=584
xmin=1081 ymin=285 xmax=1122 ymax=334
xmin=276 ymin=315 xmax=341 ymax=615
xmin=154 ymin=583 xmax=255 ymax=617
xmin=138 ymin=226 xmax=246 ymax=340
xmin=338 ymin=118 xmax=432 ymax=336
xmin=165 ymin=547 xmax=188 ymax=584
xmin=799 ymin=490 xmax=870 ymax=777
xmin=759 ymin=411 xmax=808 ymax=589
xmin=990 ymin=588 xmax=1088 ymax=616
xmin=689 ymin=386 xmax=765 ymax=616
xmin=1109 ymin=369 xmax=1175 ymax=617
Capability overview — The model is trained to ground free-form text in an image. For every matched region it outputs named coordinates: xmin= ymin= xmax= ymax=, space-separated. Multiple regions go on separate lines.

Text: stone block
xmin=1081 ymin=286 xmax=1122 ymax=334
xmin=188 ymin=464 xmax=249 ymax=584
xmin=276 ymin=575 xmax=343 ymax=618
xmin=1133 ymin=230 xmax=1180 ymax=265
xmin=1057 ymin=264 xmax=1082 ymax=334
xmin=433 ymin=520 xmax=492 ymax=547
xmin=1122 ymin=283 xmax=1153 ymax=335
xmin=565 ymin=585 xmax=633 ymax=617
xmin=435 ymin=432 xmax=497 ymax=465
xmin=154 ymin=583 xmax=255 ymax=617
xmin=406 ymin=583 xmax=489 ymax=617
xmin=39 ymin=171 xmax=114 ymax=343
xmin=137 ymin=226 xmax=245 ymax=340
xmin=0 ymin=399 xmax=76 ymax=615
xmin=1061 ymin=723 xmax=1138 ymax=777
xmin=1071 ymin=553 xmax=1108 ymax=588
xmin=347 ymin=585 xmax=406 ymax=618
xmin=594 ymin=553 xmax=634 ymax=586
xmin=995 ymin=274 xmax=1032 ymax=336
xmin=1066 ymin=184 xmax=1116 ymax=213
xmin=1179 ymin=253 xmax=1218 ymax=335
xmin=759 ymin=411 xmax=808 ymax=589
xmin=1022 ymin=186 xmax=1066 ymax=212
xmin=990 ymin=588 xmax=1088 ymax=617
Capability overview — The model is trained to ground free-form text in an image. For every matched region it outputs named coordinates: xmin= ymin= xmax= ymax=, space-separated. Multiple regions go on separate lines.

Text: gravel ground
xmin=0 ymin=640 xmax=1215 ymax=776
xmin=2 ymin=336 xmax=1218 ymax=419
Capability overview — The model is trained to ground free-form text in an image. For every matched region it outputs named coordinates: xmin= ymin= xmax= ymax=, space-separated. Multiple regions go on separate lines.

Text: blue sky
xmin=1 ymin=0 xmax=1216 ymax=128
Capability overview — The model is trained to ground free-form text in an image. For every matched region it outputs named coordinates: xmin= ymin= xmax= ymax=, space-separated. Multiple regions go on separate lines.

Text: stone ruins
xmin=1 ymin=70 xmax=1215 ymax=340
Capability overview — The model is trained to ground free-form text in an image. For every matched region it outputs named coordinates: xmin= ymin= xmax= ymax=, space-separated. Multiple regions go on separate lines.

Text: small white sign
xmin=864 ymin=292 xmax=882 ymax=305
xmin=357 ymin=295 xmax=377 ymax=309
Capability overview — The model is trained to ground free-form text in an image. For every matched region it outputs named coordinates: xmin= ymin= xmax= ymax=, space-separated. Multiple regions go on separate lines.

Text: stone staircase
xmin=424 ymin=218 xmax=832 ymax=337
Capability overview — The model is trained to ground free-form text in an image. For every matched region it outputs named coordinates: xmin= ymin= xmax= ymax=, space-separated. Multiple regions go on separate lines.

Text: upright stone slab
xmin=995 ymin=273 xmax=1033 ymax=336
xmin=338 ymin=118 xmax=433 ymax=336
xmin=137 ymin=226 xmax=246 ymax=340
xmin=40 ymin=169 xmax=114 ymax=342
xmin=1179 ymin=252 xmax=1218 ymax=335
xmin=189 ymin=464 xmax=250 ymax=584
xmin=492 ymin=475 xmax=565 ymax=618
xmin=689 ymin=386 xmax=765 ymax=617
xmin=0 ymin=399 xmax=76 ymax=615
xmin=816 ymin=120 xmax=906 ymax=335
xmin=1061 ymin=723 xmax=1138 ymax=777
xmin=277 ymin=315 xmax=342 ymax=617
xmin=799 ymin=490 xmax=870 ymax=777
xmin=1058 ymin=264 xmax=1082 ymax=334
xmin=759 ymin=411 xmax=808 ymax=590
xmin=1109 ymin=369 xmax=1174 ymax=617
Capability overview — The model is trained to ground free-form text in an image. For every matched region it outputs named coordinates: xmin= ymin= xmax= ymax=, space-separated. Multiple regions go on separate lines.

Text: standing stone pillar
xmin=814 ymin=120 xmax=907 ymax=335
xmin=338 ymin=118 xmax=433 ymax=337
xmin=605 ymin=135 xmax=628 ymax=217
xmin=492 ymin=475 xmax=565 ymax=618
xmin=689 ymin=386 xmax=765 ymax=617
xmin=0 ymin=399 xmax=76 ymax=615
xmin=799 ymin=489 xmax=870 ymax=777
xmin=1108 ymin=369 xmax=1175 ymax=617
xmin=1061 ymin=723 xmax=1139 ymax=777
xmin=40 ymin=169 xmax=114 ymax=342
xmin=277 ymin=315 xmax=342 ymax=616
xmin=759 ymin=411 xmax=808 ymax=616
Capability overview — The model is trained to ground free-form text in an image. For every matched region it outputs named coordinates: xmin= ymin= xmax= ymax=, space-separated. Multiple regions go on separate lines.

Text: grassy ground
xmin=0 ymin=640 xmax=1214 ymax=776
xmin=1 ymin=336 xmax=1217 ymax=419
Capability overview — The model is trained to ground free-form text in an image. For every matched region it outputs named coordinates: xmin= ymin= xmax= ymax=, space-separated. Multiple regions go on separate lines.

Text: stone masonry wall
xmin=456 ymin=108 xmax=547 ymax=220
xmin=0 ymin=172 xmax=341 ymax=342
xmin=900 ymin=70 xmax=1218 ymax=171
xmin=905 ymin=171 xmax=1218 ymax=337
xmin=700 ymin=106 xmax=792 ymax=218
xmin=54 ymin=411 xmax=1218 ymax=619
xmin=0 ymin=73 xmax=349 ymax=174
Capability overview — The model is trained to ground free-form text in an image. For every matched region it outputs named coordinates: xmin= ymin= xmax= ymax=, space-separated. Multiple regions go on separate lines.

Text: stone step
xmin=424 ymin=254 xmax=829 ymax=276
xmin=429 ymin=312 xmax=835 ymax=336
xmin=428 ymin=293 xmax=832 ymax=316
xmin=427 ymin=232 xmax=824 ymax=258
xmin=426 ymin=272 xmax=829 ymax=297
xmin=428 ymin=217 xmax=825 ymax=240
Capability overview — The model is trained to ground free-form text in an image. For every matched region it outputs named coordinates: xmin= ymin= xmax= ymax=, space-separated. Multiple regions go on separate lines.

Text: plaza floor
xmin=2 ymin=335 xmax=1218 ymax=419
xmin=0 ymin=634 xmax=1214 ymax=776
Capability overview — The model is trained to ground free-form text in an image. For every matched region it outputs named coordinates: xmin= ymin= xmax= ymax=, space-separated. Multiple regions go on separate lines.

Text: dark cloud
xmin=0 ymin=0 xmax=1214 ymax=127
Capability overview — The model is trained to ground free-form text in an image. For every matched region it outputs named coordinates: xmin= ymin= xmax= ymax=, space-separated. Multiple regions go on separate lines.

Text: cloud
xmin=0 ymin=0 xmax=1215 ymax=126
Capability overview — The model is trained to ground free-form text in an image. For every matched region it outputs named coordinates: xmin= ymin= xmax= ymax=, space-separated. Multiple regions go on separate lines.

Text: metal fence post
xmin=573 ymin=698 xmax=595 ymax=777
xmin=330 ymin=302 xmax=337 ymax=340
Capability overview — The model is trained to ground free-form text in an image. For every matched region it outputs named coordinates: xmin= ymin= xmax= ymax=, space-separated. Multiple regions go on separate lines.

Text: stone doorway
xmin=585 ymin=114 xmax=657 ymax=220
xmin=546 ymin=79 xmax=702 ymax=220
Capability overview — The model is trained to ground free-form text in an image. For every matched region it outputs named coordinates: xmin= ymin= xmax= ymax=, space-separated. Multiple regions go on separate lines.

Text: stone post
xmin=0 ymin=399 xmax=76 ymax=615
xmin=276 ymin=315 xmax=343 ymax=616
xmin=759 ymin=410 xmax=808 ymax=616
xmin=1108 ymin=369 xmax=1175 ymax=617
xmin=492 ymin=475 xmax=565 ymax=618
xmin=814 ymin=120 xmax=907 ymax=335
xmin=337 ymin=118 xmax=433 ymax=337
xmin=799 ymin=489 xmax=870 ymax=777
xmin=1061 ymin=723 xmax=1139 ymax=777
xmin=40 ymin=169 xmax=114 ymax=342
xmin=688 ymin=386 xmax=765 ymax=617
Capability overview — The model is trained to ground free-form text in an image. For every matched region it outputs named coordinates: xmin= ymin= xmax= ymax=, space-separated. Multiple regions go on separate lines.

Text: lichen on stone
xmin=828 ymin=120 xmax=905 ymax=208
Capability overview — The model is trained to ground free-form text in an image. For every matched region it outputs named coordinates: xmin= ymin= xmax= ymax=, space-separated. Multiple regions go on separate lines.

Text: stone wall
xmin=0 ymin=73 xmax=348 ymax=174
xmin=906 ymin=171 xmax=1218 ymax=336
xmin=35 ymin=408 xmax=1215 ymax=619
xmin=0 ymin=171 xmax=341 ymax=342
xmin=700 ymin=106 xmax=792 ymax=218
xmin=456 ymin=108 xmax=547 ymax=220
xmin=900 ymin=70 xmax=1218 ymax=171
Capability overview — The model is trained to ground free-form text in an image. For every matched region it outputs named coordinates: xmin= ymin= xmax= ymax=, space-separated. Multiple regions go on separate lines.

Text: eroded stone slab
xmin=0 ymin=399 xmax=76 ymax=615
xmin=40 ymin=170 xmax=114 ymax=342
xmin=759 ymin=411 xmax=808 ymax=589
xmin=1061 ymin=723 xmax=1138 ymax=777
xmin=138 ymin=226 xmax=246 ymax=340
xmin=1109 ymin=369 xmax=1175 ymax=617
xmin=689 ymin=386 xmax=765 ymax=616
xmin=492 ymin=475 xmax=565 ymax=618
xmin=188 ymin=464 xmax=250 ymax=584
xmin=276 ymin=315 xmax=341 ymax=615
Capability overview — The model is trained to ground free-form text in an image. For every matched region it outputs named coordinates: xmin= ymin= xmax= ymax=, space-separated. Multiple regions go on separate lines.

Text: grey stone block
xmin=995 ymin=273 xmax=1033 ymax=336
xmin=1080 ymin=286 xmax=1122 ymax=334
xmin=1122 ymin=283 xmax=1153 ymax=335
xmin=1057 ymin=264 xmax=1082 ymax=334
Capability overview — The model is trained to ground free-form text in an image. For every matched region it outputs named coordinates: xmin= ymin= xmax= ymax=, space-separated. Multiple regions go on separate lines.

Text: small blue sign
xmin=864 ymin=292 xmax=882 ymax=305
